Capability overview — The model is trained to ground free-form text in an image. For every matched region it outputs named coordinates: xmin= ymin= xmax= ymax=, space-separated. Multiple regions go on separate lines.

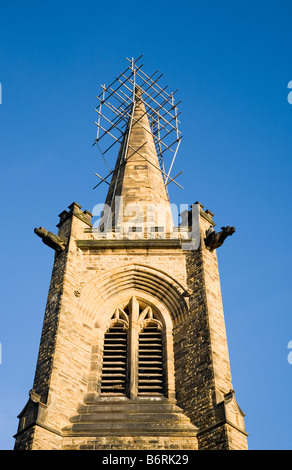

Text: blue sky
xmin=0 ymin=0 xmax=292 ymax=450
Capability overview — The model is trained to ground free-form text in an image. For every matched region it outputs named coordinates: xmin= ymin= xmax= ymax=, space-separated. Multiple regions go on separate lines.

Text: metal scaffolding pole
xmin=93 ymin=57 xmax=183 ymax=192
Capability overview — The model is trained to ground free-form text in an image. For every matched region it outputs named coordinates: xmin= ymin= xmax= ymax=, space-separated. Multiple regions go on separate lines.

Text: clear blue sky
xmin=0 ymin=0 xmax=291 ymax=450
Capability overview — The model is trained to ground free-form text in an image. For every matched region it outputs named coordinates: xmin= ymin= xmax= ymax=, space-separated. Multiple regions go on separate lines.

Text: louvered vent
xmin=100 ymin=324 xmax=128 ymax=394
xmin=138 ymin=322 xmax=164 ymax=396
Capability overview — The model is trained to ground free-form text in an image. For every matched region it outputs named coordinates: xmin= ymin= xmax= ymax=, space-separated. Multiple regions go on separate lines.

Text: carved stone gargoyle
xmin=34 ymin=227 xmax=67 ymax=252
xmin=204 ymin=225 xmax=235 ymax=251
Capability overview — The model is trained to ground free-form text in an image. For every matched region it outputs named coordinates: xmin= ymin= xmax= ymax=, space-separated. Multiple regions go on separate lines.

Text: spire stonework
xmin=102 ymin=88 xmax=174 ymax=234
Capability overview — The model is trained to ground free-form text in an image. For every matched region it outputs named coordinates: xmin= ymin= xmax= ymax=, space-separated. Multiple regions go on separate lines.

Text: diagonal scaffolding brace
xmin=93 ymin=56 xmax=183 ymax=191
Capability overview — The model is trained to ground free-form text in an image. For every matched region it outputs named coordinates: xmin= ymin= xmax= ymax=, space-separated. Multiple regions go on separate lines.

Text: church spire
xmin=101 ymin=86 xmax=174 ymax=234
xmin=14 ymin=58 xmax=248 ymax=451
xmin=93 ymin=58 xmax=183 ymax=236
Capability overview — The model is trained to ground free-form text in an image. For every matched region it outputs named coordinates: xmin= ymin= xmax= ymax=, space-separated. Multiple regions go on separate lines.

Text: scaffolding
xmin=93 ymin=55 xmax=183 ymax=192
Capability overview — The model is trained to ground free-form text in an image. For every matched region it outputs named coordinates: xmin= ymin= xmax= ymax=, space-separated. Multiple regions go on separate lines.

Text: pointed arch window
xmin=100 ymin=297 xmax=170 ymax=399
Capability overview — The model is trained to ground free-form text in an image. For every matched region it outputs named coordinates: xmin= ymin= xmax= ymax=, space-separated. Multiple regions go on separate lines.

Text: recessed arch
xmin=75 ymin=263 xmax=189 ymax=328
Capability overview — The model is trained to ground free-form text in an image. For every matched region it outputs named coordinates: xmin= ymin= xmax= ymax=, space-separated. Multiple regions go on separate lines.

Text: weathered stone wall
xmin=174 ymin=210 xmax=248 ymax=449
xmin=61 ymin=435 xmax=198 ymax=450
xmin=14 ymin=427 xmax=35 ymax=451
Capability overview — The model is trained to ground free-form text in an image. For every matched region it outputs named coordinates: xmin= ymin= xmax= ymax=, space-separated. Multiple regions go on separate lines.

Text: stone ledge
xmin=76 ymin=239 xmax=184 ymax=250
xmin=14 ymin=420 xmax=63 ymax=439
xmin=197 ymin=419 xmax=249 ymax=438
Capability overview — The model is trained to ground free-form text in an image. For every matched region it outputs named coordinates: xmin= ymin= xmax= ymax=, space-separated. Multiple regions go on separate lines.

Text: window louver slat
xmin=101 ymin=325 xmax=127 ymax=394
xmin=138 ymin=324 xmax=164 ymax=396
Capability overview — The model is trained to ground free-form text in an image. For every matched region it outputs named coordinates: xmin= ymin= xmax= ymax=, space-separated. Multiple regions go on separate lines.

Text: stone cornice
xmin=76 ymin=239 xmax=185 ymax=250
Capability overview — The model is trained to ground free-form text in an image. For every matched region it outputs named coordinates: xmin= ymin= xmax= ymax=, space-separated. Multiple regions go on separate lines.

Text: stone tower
xmin=14 ymin=62 xmax=248 ymax=451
